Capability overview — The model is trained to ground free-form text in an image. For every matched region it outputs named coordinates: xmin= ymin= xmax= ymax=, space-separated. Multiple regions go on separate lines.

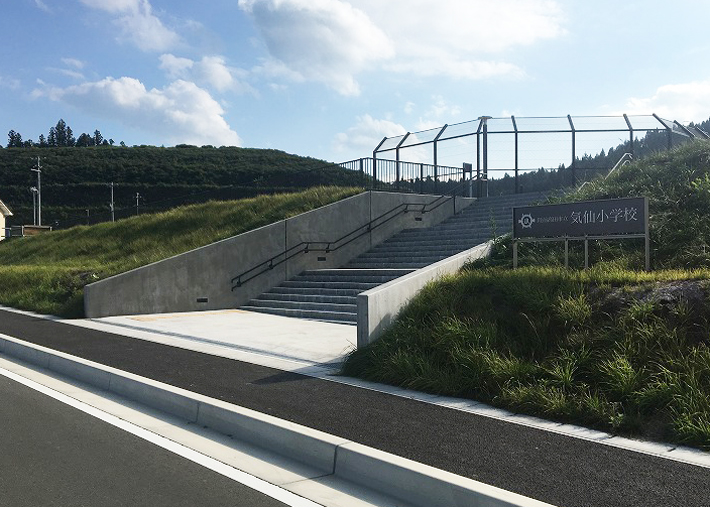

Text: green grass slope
xmin=343 ymin=140 xmax=710 ymax=449
xmin=0 ymin=186 xmax=360 ymax=318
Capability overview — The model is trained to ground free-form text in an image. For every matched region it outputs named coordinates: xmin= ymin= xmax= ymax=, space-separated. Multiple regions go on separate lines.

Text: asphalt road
xmin=0 ymin=373 xmax=291 ymax=507
xmin=1 ymin=308 xmax=708 ymax=507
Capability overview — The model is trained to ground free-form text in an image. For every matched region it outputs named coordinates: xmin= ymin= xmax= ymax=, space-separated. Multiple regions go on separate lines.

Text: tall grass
xmin=0 ymin=186 xmax=361 ymax=317
xmin=343 ymin=141 xmax=710 ymax=449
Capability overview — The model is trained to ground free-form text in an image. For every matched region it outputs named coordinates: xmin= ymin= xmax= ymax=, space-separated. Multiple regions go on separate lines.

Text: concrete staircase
xmin=241 ymin=191 xmax=546 ymax=323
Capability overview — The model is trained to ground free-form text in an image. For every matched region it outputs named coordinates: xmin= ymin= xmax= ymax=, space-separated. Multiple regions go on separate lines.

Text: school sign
xmin=512 ymin=197 xmax=649 ymax=269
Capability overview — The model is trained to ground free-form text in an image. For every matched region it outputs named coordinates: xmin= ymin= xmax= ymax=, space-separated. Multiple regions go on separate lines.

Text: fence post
xmin=478 ymin=116 xmax=491 ymax=198
xmin=512 ymin=115 xmax=519 ymax=194
xmin=568 ymin=115 xmax=576 ymax=187
xmin=359 ymin=158 xmax=364 ymax=187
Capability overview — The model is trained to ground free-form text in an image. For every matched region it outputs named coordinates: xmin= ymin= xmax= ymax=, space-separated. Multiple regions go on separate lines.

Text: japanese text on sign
xmin=513 ymin=197 xmax=647 ymax=239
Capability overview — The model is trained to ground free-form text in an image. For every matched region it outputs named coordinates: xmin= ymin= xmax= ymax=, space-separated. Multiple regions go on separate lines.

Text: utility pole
xmin=109 ymin=182 xmax=115 ymax=222
xmin=30 ymin=156 xmax=42 ymax=226
xmin=135 ymin=192 xmax=141 ymax=215
xmin=30 ymin=187 xmax=38 ymax=225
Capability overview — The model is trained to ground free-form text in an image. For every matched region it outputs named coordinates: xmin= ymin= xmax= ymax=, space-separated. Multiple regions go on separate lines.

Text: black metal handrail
xmin=229 ymin=188 xmax=468 ymax=291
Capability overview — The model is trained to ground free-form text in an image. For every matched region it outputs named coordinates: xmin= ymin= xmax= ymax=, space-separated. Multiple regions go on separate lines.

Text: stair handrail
xmin=230 ymin=193 xmax=460 ymax=291
xmin=576 ymin=152 xmax=633 ymax=192
xmin=605 ymin=152 xmax=633 ymax=180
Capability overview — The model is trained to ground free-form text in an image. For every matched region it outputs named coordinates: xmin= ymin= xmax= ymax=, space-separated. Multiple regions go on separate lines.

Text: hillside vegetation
xmin=343 ymin=140 xmax=710 ymax=449
xmin=0 ymin=145 xmax=362 ymax=226
xmin=0 ymin=186 xmax=360 ymax=317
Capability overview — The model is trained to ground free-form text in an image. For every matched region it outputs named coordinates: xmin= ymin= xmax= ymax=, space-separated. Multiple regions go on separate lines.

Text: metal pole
xmin=359 ymin=159 xmax=364 ymax=188
xmin=30 ymin=187 xmax=37 ymax=225
xmin=564 ymin=239 xmax=569 ymax=268
xmin=623 ymin=114 xmax=634 ymax=157
xmin=110 ymin=182 xmax=115 ymax=222
xmin=476 ymin=130 xmax=481 ymax=198
xmin=478 ymin=116 xmax=492 ymax=197
xmin=512 ymin=116 xmax=519 ymax=194
xmin=135 ymin=192 xmax=141 ymax=215
xmin=584 ymin=236 xmax=589 ymax=269
xmin=644 ymin=197 xmax=650 ymax=271
xmin=568 ymin=115 xmax=576 ymax=188
xmin=373 ymin=137 xmax=388 ymax=190
xmin=513 ymin=240 xmax=518 ymax=269
xmin=432 ymin=124 xmax=447 ymax=195
xmin=31 ymin=156 xmax=42 ymax=226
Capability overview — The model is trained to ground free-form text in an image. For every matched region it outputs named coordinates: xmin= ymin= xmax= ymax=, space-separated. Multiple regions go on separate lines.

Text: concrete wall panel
xmin=84 ymin=191 xmax=474 ymax=318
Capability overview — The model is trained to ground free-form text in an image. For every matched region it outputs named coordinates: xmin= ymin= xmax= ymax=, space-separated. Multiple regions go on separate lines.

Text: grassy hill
xmin=0 ymin=146 xmax=362 ymax=227
xmin=343 ymin=140 xmax=710 ymax=450
xmin=0 ymin=186 xmax=360 ymax=317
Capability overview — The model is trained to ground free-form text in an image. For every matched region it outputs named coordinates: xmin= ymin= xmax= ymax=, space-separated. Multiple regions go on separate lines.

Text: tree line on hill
xmin=6 ymin=119 xmax=121 ymax=148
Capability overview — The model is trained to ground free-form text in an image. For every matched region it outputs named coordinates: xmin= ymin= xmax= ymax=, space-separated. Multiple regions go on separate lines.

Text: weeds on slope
xmin=342 ymin=265 xmax=710 ymax=448
xmin=0 ymin=186 xmax=361 ymax=317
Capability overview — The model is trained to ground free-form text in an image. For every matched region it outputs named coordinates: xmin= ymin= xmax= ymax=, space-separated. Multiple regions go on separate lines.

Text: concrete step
xmin=247 ymin=299 xmax=356 ymax=313
xmin=383 ymin=234 xmax=496 ymax=245
xmin=360 ymin=246 xmax=469 ymax=256
xmin=256 ymin=293 xmax=358 ymax=305
xmin=292 ymin=273 xmax=408 ymax=284
xmin=280 ymin=280 xmax=380 ymax=290
xmin=346 ymin=255 xmax=449 ymax=264
xmin=344 ymin=261 xmax=438 ymax=269
xmin=241 ymin=305 xmax=357 ymax=324
xmin=267 ymin=287 xmax=363 ymax=298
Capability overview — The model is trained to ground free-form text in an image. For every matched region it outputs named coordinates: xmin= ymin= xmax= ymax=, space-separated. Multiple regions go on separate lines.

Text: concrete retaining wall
xmin=84 ymin=191 xmax=473 ymax=318
xmin=357 ymin=241 xmax=492 ymax=348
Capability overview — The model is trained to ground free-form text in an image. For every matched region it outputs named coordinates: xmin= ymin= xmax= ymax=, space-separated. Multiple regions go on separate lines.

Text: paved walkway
xmin=1 ymin=307 xmax=708 ymax=507
xmin=71 ymin=309 xmax=356 ymax=368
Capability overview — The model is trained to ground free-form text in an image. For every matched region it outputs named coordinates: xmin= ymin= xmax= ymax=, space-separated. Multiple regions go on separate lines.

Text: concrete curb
xmin=0 ymin=333 xmax=554 ymax=507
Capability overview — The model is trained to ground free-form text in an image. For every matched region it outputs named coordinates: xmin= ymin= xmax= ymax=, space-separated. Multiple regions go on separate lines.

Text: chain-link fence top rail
xmin=368 ymin=115 xmax=709 ymax=195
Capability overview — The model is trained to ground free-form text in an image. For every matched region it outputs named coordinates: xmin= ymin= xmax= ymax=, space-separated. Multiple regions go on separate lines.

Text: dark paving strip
xmin=0 ymin=309 xmax=705 ymax=507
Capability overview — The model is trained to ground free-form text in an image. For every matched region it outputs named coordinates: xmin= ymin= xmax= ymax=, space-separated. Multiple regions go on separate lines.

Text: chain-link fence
xmin=367 ymin=114 xmax=709 ymax=197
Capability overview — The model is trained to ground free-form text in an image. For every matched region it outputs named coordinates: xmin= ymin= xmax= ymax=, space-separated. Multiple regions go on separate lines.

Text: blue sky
xmin=1 ymin=0 xmax=709 ymax=165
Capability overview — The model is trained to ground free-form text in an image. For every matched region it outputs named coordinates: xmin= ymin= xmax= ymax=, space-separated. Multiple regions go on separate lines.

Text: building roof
xmin=0 ymin=199 xmax=13 ymax=217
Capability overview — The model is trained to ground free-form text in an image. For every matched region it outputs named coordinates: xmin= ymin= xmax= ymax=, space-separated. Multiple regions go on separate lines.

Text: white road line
xmin=0 ymin=366 xmax=323 ymax=507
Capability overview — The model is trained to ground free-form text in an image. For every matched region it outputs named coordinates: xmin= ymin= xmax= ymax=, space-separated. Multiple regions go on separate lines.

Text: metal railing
xmin=605 ymin=152 xmax=634 ymax=180
xmin=230 ymin=188 xmax=466 ymax=291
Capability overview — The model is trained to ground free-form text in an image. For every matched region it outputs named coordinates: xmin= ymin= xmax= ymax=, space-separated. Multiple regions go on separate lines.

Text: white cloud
xmin=623 ymin=80 xmax=710 ymax=123
xmin=79 ymin=0 xmax=180 ymax=52
xmin=78 ymin=0 xmax=141 ymax=14
xmin=35 ymin=0 xmax=51 ymax=12
xmin=426 ymin=96 xmax=462 ymax=120
xmin=56 ymin=68 xmax=86 ymax=80
xmin=239 ymin=0 xmax=395 ymax=96
xmin=35 ymin=76 xmax=241 ymax=146
xmin=159 ymin=54 xmax=254 ymax=94
xmin=240 ymin=0 xmax=563 ymax=92
xmin=61 ymin=58 xmax=86 ymax=69
xmin=0 ymin=76 xmax=21 ymax=91
xmin=333 ymin=114 xmax=407 ymax=157
xmin=159 ymin=54 xmax=194 ymax=78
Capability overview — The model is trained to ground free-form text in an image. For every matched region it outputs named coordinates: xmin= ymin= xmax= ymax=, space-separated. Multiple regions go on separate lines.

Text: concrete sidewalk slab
xmin=68 ymin=309 xmax=357 ymax=368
